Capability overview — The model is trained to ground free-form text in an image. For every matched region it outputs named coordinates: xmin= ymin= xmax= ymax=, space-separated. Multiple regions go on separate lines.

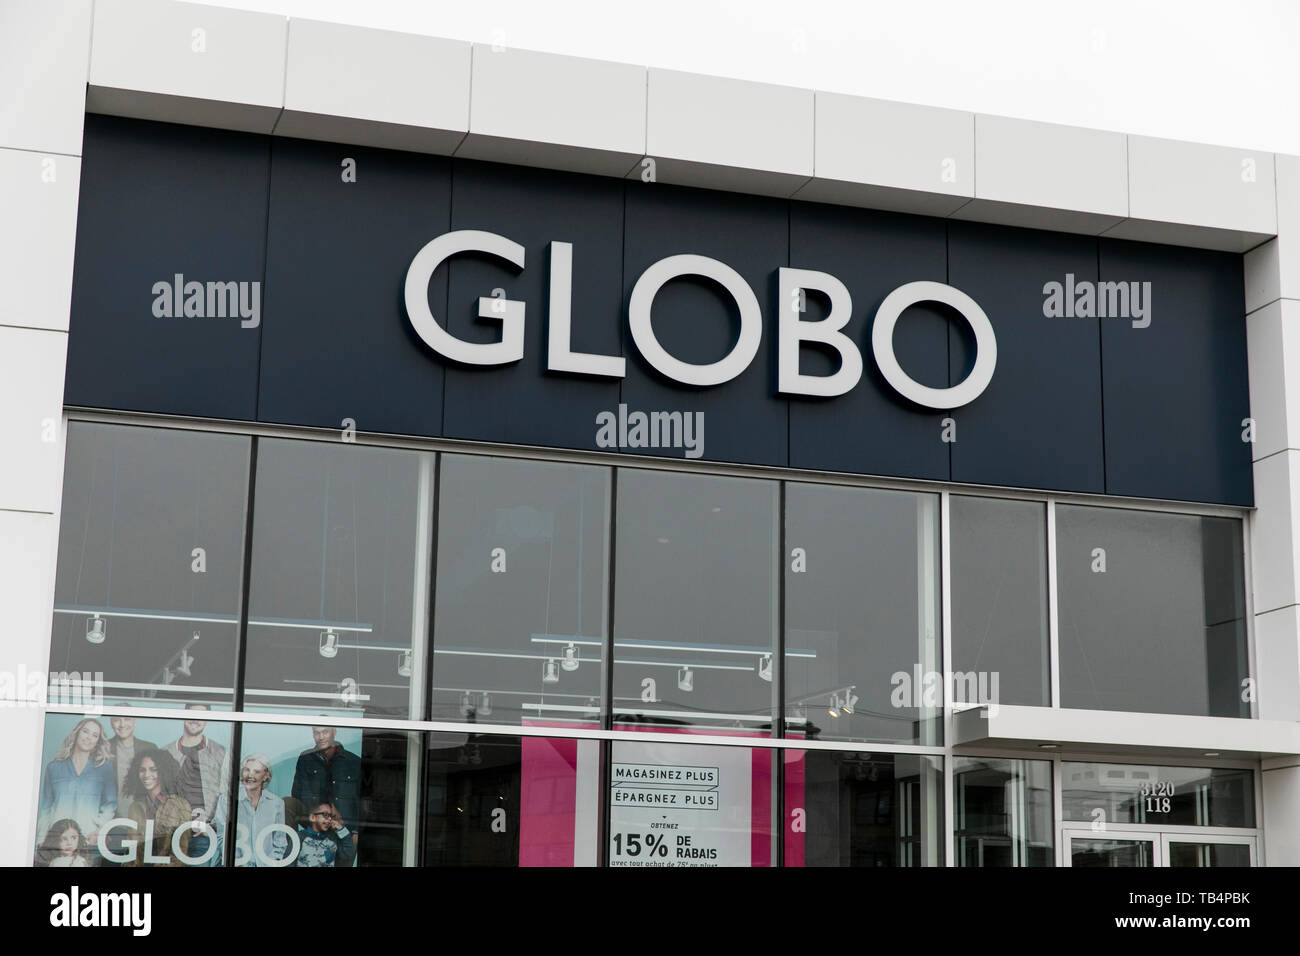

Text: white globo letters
xmin=404 ymin=230 xmax=526 ymax=365
xmin=871 ymin=281 xmax=997 ymax=409
xmin=628 ymin=254 xmax=763 ymax=387
xmin=777 ymin=267 xmax=862 ymax=397
xmin=402 ymin=233 xmax=997 ymax=408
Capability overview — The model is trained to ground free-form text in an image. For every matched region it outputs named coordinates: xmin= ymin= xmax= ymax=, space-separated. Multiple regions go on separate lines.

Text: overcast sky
xmin=198 ymin=0 xmax=1298 ymax=155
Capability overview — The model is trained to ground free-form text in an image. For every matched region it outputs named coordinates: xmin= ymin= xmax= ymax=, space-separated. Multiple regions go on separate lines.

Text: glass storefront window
xmin=50 ymin=423 xmax=250 ymax=707
xmin=1061 ymin=762 xmax=1255 ymax=828
xmin=431 ymin=456 xmax=610 ymax=727
xmin=612 ymin=470 xmax=779 ymax=732
xmin=35 ymin=711 xmax=233 ymax=867
xmin=953 ymin=756 xmax=1053 ymax=866
xmin=424 ymin=732 xmax=600 ymax=867
xmin=1056 ymin=506 xmax=1250 ymax=718
xmin=785 ymin=750 xmax=942 ymax=866
xmin=950 ymin=496 xmax=1049 ymax=707
xmin=242 ymin=439 xmax=435 ymax=719
xmin=784 ymin=483 xmax=941 ymax=745
xmin=231 ymin=723 xmax=416 ymax=866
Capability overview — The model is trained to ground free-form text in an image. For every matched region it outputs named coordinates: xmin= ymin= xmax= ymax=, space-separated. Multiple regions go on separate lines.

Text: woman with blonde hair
xmin=212 ymin=753 xmax=289 ymax=866
xmin=35 ymin=717 xmax=116 ymax=861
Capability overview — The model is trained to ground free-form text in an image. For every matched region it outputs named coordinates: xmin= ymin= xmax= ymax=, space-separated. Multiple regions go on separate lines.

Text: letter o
xmin=628 ymin=254 xmax=762 ymax=387
xmin=172 ymin=820 xmax=218 ymax=866
xmin=871 ymin=281 xmax=997 ymax=409
xmin=255 ymin=824 xmax=300 ymax=867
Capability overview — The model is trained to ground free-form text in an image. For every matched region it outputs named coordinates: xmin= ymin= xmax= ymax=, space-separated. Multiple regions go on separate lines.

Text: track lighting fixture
xmin=319 ymin=629 xmax=339 ymax=659
xmin=677 ymin=666 xmax=694 ymax=692
xmin=757 ymin=653 xmax=773 ymax=682
xmin=561 ymin=642 xmax=580 ymax=672
xmin=85 ymin=615 xmax=106 ymax=645
xmin=397 ymin=649 xmax=413 ymax=678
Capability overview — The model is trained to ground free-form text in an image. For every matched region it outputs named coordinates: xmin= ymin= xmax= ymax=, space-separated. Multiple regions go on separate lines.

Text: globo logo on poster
xmin=404 ymin=230 xmax=999 ymax=410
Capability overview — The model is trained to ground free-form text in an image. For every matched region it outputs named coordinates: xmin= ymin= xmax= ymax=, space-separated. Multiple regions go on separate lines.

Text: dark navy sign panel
xmin=1099 ymin=238 xmax=1252 ymax=505
xmin=443 ymin=161 xmax=623 ymax=451
xmin=787 ymin=202 xmax=950 ymax=481
xmin=621 ymin=184 xmax=789 ymax=466
xmin=67 ymin=115 xmax=268 ymax=421
xmin=65 ymin=116 xmax=1253 ymax=506
xmin=258 ymin=138 xmax=451 ymax=440
xmin=948 ymin=222 xmax=1106 ymax=494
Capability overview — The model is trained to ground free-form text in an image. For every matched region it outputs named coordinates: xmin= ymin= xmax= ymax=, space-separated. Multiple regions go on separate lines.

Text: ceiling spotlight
xmin=479 ymin=692 xmax=492 ymax=717
xmin=757 ymin=653 xmax=773 ymax=683
xmin=175 ymin=649 xmax=194 ymax=679
xmin=561 ymin=642 xmax=580 ymax=672
xmin=841 ymin=692 xmax=858 ymax=716
xmin=85 ymin=615 xmax=106 ymax=645
xmin=828 ymin=694 xmax=840 ymax=718
xmin=397 ymin=649 xmax=413 ymax=679
xmin=319 ymin=629 xmax=339 ymax=659
xmin=542 ymin=658 xmax=560 ymax=684
xmin=677 ymin=666 xmax=694 ymax=693
xmin=460 ymin=690 xmax=475 ymax=717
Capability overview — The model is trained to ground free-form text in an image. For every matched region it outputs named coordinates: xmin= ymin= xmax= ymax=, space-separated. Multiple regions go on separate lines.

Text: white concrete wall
xmin=1248 ymin=152 xmax=1300 ymax=863
xmin=0 ymin=0 xmax=89 ymax=867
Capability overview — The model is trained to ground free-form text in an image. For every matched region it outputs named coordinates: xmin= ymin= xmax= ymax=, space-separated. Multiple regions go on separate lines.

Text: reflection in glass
xmin=785 ymin=483 xmax=940 ymax=744
xmin=950 ymin=496 xmax=1048 ymax=706
xmin=613 ymin=470 xmax=778 ymax=732
xmin=785 ymin=750 xmax=942 ymax=866
xmin=610 ymin=737 xmax=774 ymax=867
xmin=1061 ymin=762 xmax=1255 ymax=828
xmin=50 ymin=423 xmax=250 ymax=707
xmin=1056 ymin=506 xmax=1250 ymax=717
xmin=35 ymin=712 xmax=232 ymax=867
xmin=431 ymin=456 xmax=610 ymax=726
xmin=424 ymin=733 xmax=600 ymax=867
xmin=231 ymin=723 xmax=414 ymax=866
xmin=954 ymin=757 xmax=1053 ymax=866
xmin=243 ymin=439 xmax=434 ymax=718
xmin=1168 ymin=842 xmax=1251 ymax=867
xmin=1071 ymin=838 xmax=1154 ymax=867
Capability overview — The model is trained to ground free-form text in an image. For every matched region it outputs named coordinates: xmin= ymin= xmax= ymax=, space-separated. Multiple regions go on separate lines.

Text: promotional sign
xmin=607 ymin=740 xmax=766 ymax=867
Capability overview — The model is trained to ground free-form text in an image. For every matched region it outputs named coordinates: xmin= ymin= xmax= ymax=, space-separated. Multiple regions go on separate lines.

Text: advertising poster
xmin=607 ymin=739 xmax=768 ymax=867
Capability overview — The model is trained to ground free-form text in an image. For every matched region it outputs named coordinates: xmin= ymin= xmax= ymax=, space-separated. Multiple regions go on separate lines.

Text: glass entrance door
xmin=1063 ymin=830 xmax=1257 ymax=867
xmin=1064 ymin=830 xmax=1160 ymax=867
xmin=1162 ymin=835 xmax=1254 ymax=867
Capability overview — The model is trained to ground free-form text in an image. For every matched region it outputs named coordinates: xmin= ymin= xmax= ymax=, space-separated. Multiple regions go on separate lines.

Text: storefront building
xmin=4 ymin=0 xmax=1300 ymax=867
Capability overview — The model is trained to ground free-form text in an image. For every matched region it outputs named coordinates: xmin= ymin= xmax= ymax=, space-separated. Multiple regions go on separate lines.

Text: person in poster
xmin=295 ymin=802 xmax=355 ymax=868
xmin=292 ymin=726 xmax=360 ymax=849
xmin=160 ymin=703 xmax=229 ymax=863
xmin=35 ymin=717 xmax=117 ymax=861
xmin=108 ymin=713 xmax=157 ymax=812
xmin=212 ymin=754 xmax=289 ymax=866
xmin=36 ymin=819 xmax=91 ymax=868
xmin=123 ymin=748 xmax=195 ymax=866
